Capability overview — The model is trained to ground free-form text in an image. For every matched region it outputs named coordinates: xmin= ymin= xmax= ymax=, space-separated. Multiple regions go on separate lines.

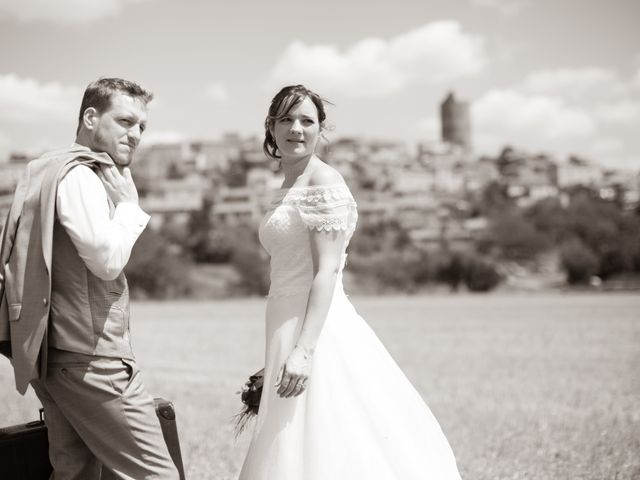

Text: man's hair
xmin=76 ymin=77 xmax=153 ymax=134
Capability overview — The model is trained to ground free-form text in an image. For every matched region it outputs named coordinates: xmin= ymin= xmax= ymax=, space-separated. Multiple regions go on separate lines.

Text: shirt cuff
xmin=112 ymin=202 xmax=150 ymax=236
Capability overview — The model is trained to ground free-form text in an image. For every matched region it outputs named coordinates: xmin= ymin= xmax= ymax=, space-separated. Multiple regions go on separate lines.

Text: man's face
xmin=89 ymin=93 xmax=148 ymax=167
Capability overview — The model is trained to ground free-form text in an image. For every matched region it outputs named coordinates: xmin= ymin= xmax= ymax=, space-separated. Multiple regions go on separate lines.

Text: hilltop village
xmin=1 ymin=93 xmax=639 ymax=296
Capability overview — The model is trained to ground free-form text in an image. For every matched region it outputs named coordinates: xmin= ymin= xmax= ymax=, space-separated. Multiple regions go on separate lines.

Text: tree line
xmin=125 ymin=184 xmax=640 ymax=298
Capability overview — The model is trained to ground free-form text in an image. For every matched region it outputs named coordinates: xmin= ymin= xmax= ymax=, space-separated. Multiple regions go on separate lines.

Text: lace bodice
xmin=258 ymin=183 xmax=358 ymax=298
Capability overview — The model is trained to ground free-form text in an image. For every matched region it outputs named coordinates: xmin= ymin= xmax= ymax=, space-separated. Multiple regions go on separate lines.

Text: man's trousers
xmin=31 ymin=349 xmax=179 ymax=480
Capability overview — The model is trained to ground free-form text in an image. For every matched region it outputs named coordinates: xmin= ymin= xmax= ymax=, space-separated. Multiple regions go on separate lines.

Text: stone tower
xmin=440 ymin=91 xmax=471 ymax=153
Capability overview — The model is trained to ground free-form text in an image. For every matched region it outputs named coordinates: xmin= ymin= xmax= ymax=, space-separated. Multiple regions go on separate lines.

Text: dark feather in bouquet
xmin=234 ymin=368 xmax=264 ymax=437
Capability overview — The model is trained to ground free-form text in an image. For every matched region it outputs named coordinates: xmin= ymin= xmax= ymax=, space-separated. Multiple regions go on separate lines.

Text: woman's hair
xmin=263 ymin=85 xmax=329 ymax=160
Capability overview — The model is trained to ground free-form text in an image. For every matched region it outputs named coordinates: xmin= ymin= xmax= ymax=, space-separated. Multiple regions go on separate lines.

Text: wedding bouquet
xmin=234 ymin=368 xmax=264 ymax=436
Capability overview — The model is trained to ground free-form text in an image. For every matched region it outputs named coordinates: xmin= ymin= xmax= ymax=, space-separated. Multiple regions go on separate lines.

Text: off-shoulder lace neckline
xmin=270 ymin=182 xmax=355 ymax=207
xmin=277 ymin=182 xmax=348 ymax=191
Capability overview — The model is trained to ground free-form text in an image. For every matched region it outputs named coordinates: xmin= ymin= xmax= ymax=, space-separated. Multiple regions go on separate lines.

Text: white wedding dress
xmin=239 ymin=183 xmax=461 ymax=480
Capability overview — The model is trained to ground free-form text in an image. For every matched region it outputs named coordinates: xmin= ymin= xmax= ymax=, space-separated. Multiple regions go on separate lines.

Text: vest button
xmin=43 ymin=298 xmax=48 ymax=306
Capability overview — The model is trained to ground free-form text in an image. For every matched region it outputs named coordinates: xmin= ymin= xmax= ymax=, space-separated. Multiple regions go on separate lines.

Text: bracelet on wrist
xmin=295 ymin=344 xmax=314 ymax=359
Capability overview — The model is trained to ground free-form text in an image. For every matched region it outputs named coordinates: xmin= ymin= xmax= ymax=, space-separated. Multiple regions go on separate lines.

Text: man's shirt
xmin=56 ymin=165 xmax=149 ymax=281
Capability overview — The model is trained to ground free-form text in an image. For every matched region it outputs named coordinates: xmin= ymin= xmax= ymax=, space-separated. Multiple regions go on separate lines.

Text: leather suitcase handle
xmin=157 ymin=404 xmax=175 ymax=421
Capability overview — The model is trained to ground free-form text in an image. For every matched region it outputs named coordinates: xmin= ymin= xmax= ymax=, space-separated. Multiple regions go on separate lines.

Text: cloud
xmin=0 ymin=0 xmax=150 ymax=25
xmin=523 ymin=67 xmax=626 ymax=100
xmin=470 ymin=0 xmax=531 ymax=15
xmin=633 ymin=67 xmax=640 ymax=90
xmin=595 ymin=100 xmax=640 ymax=126
xmin=0 ymin=73 xmax=80 ymax=122
xmin=591 ymin=137 xmax=625 ymax=156
xmin=205 ymin=83 xmax=229 ymax=103
xmin=413 ymin=116 xmax=440 ymax=141
xmin=268 ymin=21 xmax=486 ymax=97
xmin=472 ymin=89 xmax=597 ymax=155
xmin=469 ymin=65 xmax=640 ymax=165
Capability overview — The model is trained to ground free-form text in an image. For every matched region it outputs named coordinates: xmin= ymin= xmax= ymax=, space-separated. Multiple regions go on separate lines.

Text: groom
xmin=0 ymin=78 xmax=178 ymax=479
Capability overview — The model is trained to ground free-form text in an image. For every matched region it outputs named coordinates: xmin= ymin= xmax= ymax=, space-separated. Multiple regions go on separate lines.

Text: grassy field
xmin=2 ymin=293 xmax=639 ymax=479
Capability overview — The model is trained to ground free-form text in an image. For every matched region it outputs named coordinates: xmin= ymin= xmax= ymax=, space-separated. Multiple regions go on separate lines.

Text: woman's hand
xmin=275 ymin=346 xmax=312 ymax=398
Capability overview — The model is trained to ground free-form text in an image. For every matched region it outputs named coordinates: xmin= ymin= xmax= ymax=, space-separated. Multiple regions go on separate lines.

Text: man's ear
xmin=82 ymin=107 xmax=99 ymax=131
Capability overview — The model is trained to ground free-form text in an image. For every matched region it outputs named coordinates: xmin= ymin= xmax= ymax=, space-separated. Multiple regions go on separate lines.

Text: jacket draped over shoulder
xmin=0 ymin=145 xmax=113 ymax=394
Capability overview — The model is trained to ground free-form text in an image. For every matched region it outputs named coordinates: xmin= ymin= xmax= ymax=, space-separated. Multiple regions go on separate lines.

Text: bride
xmin=239 ymin=85 xmax=462 ymax=480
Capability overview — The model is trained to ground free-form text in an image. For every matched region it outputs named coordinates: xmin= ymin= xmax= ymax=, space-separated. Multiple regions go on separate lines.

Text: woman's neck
xmin=281 ymin=155 xmax=314 ymax=183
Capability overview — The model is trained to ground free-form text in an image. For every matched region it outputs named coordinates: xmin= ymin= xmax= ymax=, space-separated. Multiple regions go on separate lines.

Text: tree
xmin=350 ymin=219 xmax=411 ymax=256
xmin=524 ymin=197 xmax=566 ymax=241
xmin=125 ymin=229 xmax=193 ymax=299
xmin=436 ymin=252 xmax=466 ymax=292
xmin=462 ymin=255 xmax=501 ymax=292
xmin=229 ymin=228 xmax=270 ymax=296
xmin=479 ymin=212 xmax=551 ymax=261
xmin=365 ymin=250 xmax=423 ymax=292
xmin=477 ymin=180 xmax=513 ymax=216
xmin=560 ymin=238 xmax=599 ymax=285
xmin=564 ymin=195 xmax=634 ymax=279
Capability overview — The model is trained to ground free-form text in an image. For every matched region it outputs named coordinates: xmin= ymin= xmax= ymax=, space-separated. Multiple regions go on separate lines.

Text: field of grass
xmin=2 ymin=293 xmax=639 ymax=479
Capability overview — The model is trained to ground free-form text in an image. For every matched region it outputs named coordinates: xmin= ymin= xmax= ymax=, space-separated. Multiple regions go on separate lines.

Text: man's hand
xmin=97 ymin=166 xmax=139 ymax=205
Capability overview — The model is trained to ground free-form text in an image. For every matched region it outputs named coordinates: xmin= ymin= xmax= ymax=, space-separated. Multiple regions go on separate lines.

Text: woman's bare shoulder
xmin=309 ymin=161 xmax=345 ymax=187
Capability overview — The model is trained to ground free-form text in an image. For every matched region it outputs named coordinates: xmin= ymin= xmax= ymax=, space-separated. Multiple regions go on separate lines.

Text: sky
xmin=1 ymin=0 xmax=639 ymax=169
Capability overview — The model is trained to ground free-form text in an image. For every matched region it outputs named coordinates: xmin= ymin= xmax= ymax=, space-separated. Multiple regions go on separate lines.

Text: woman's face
xmin=271 ymin=96 xmax=320 ymax=161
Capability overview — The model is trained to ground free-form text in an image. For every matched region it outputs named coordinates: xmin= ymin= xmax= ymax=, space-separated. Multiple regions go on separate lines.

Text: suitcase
xmin=153 ymin=397 xmax=187 ymax=480
xmin=0 ymin=398 xmax=186 ymax=479
xmin=0 ymin=409 xmax=52 ymax=479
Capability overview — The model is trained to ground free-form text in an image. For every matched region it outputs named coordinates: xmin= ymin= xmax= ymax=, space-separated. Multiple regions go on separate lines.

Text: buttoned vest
xmin=48 ymin=211 xmax=134 ymax=360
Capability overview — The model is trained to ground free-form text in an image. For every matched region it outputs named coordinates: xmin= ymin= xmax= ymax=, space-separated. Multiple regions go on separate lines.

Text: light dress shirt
xmin=56 ymin=164 xmax=149 ymax=281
